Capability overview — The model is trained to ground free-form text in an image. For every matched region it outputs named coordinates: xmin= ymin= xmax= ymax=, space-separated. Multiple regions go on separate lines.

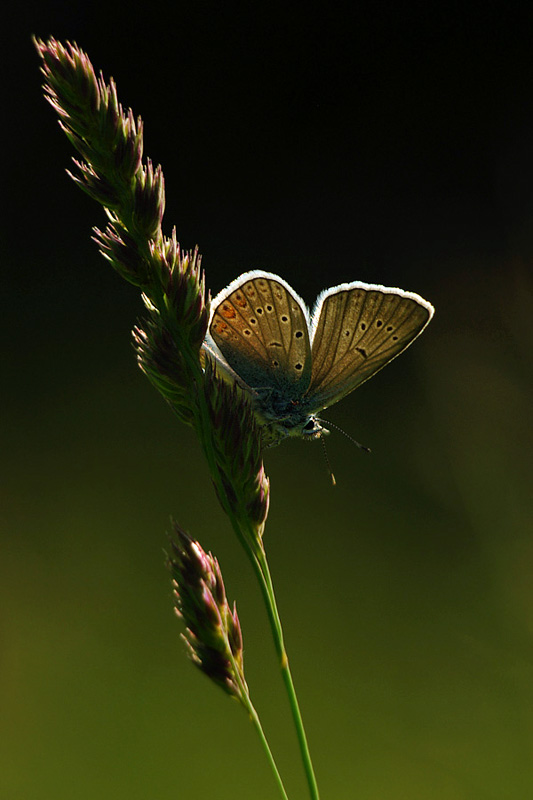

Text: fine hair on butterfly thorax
xmin=205 ymin=270 xmax=434 ymax=447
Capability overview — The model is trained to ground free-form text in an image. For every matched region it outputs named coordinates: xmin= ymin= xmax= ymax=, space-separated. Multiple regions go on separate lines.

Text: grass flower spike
xmin=168 ymin=522 xmax=289 ymax=800
xmin=36 ymin=37 xmax=320 ymax=800
xmin=168 ymin=522 xmax=248 ymax=702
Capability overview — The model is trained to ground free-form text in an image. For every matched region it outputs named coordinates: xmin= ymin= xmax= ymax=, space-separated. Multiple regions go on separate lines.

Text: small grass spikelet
xmin=202 ymin=356 xmax=270 ymax=545
xmin=168 ymin=522 xmax=248 ymax=702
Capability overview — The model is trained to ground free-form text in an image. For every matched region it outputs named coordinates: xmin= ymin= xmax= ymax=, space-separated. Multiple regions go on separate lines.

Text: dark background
xmin=3 ymin=2 xmax=533 ymax=798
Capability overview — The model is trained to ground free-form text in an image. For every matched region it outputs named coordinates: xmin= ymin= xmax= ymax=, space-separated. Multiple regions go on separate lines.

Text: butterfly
xmin=205 ymin=271 xmax=434 ymax=446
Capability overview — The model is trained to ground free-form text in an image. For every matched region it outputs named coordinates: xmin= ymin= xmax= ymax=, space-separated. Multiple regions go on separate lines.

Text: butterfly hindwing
xmin=306 ymin=282 xmax=434 ymax=411
xmin=209 ymin=271 xmax=312 ymax=396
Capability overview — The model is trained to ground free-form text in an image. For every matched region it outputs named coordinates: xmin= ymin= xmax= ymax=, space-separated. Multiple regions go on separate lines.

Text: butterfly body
xmin=207 ymin=271 xmax=434 ymax=446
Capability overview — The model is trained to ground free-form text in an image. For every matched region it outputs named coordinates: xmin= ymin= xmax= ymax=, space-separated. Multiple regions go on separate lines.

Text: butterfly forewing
xmin=209 ymin=272 xmax=312 ymax=395
xmin=306 ymin=284 xmax=434 ymax=410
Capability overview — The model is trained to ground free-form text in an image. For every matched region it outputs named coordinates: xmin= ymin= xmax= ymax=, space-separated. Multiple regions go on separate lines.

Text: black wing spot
xmin=295 ymin=330 xmax=303 ymax=338
xmin=360 ymin=322 xmax=367 ymax=331
xmin=281 ymin=315 xmax=288 ymax=322
xmin=295 ymin=362 xmax=303 ymax=371
xmin=344 ymin=329 xmax=351 ymax=337
xmin=269 ymin=341 xmax=282 ymax=348
xmin=376 ymin=320 xmax=383 ymax=327
xmin=244 ymin=329 xmax=252 ymax=336
xmin=392 ymin=335 xmax=399 ymax=341
xmin=272 ymin=360 xmax=279 ymax=367
xmin=266 ymin=304 xmax=273 ymax=312
xmin=250 ymin=317 xmax=257 ymax=324
xmin=386 ymin=325 xmax=393 ymax=331
xmin=256 ymin=307 xmax=263 ymax=315
xmin=356 ymin=347 xmax=368 ymax=358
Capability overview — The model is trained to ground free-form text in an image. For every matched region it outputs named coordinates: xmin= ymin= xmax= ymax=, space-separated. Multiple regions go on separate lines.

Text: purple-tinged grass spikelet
xmin=93 ymin=220 xmax=151 ymax=289
xmin=132 ymin=321 xmax=195 ymax=427
xmin=201 ymin=355 xmax=270 ymax=544
xmin=133 ymin=160 xmax=165 ymax=240
xmin=168 ymin=522 xmax=249 ymax=702
xmin=34 ymin=37 xmax=157 ymax=247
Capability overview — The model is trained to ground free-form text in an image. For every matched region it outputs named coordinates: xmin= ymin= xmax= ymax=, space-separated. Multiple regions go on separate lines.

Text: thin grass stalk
xmin=226 ymin=647 xmax=290 ymax=800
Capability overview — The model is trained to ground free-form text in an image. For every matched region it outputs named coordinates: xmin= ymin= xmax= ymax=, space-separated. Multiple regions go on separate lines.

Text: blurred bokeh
xmin=3 ymin=3 xmax=533 ymax=798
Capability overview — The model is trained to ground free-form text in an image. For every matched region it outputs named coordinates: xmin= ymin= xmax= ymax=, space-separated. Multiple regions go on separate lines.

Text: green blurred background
xmin=3 ymin=3 xmax=533 ymax=798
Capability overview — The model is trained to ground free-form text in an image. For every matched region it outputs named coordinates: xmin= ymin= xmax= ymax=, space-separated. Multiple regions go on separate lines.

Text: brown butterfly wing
xmin=209 ymin=271 xmax=312 ymax=398
xmin=305 ymin=283 xmax=434 ymax=411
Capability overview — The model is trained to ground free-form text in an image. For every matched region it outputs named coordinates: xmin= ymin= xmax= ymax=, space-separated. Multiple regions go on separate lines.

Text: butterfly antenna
xmin=318 ymin=418 xmax=372 ymax=454
xmin=320 ymin=433 xmax=336 ymax=486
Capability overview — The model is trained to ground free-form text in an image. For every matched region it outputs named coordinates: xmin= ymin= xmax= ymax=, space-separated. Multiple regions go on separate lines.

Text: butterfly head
xmin=300 ymin=416 xmax=329 ymax=439
xmin=254 ymin=395 xmax=329 ymax=446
